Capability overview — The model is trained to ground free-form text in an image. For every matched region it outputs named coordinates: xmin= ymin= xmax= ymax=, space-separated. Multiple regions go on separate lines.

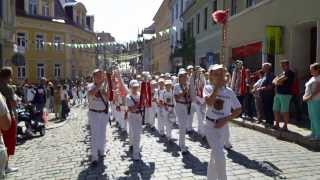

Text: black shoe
xmin=90 ymin=161 xmax=98 ymax=167
xmin=224 ymin=145 xmax=233 ymax=151
xmin=129 ymin=146 xmax=133 ymax=151
xmin=182 ymin=151 xmax=189 ymax=156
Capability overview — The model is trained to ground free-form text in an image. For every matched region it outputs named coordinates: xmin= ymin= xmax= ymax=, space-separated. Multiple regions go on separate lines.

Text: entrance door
xmin=310 ymin=27 xmax=317 ymax=64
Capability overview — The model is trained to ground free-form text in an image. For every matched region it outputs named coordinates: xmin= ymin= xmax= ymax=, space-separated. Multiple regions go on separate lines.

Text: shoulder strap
xmin=130 ymin=95 xmax=137 ymax=105
xmin=98 ymin=90 xmax=109 ymax=109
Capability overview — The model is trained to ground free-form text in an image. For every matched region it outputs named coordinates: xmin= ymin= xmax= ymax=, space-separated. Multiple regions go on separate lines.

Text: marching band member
xmin=194 ymin=67 xmax=206 ymax=138
xmin=174 ymin=69 xmax=192 ymax=155
xmin=186 ymin=65 xmax=196 ymax=133
xmin=149 ymin=80 xmax=158 ymax=130
xmin=157 ymin=78 xmax=166 ymax=136
xmin=127 ymin=80 xmax=143 ymax=161
xmin=204 ymin=64 xmax=242 ymax=180
xmin=87 ymin=69 xmax=110 ymax=166
xmin=161 ymin=80 xmax=174 ymax=141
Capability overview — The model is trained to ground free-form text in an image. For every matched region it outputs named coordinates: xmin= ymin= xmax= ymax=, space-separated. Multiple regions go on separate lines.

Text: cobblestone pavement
xmin=7 ymin=106 xmax=320 ymax=180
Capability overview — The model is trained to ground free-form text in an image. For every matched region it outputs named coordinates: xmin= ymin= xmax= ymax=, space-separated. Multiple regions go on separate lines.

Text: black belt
xmin=176 ymin=101 xmax=188 ymax=105
xmin=165 ymin=104 xmax=174 ymax=107
xmin=206 ymin=116 xmax=218 ymax=123
xmin=90 ymin=109 xmax=108 ymax=113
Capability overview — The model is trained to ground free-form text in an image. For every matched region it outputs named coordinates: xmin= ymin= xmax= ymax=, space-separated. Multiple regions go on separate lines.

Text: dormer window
xmin=42 ymin=0 xmax=49 ymax=17
xmin=29 ymin=0 xmax=38 ymax=15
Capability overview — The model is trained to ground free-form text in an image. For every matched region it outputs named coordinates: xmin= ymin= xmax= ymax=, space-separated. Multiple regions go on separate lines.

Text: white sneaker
xmin=6 ymin=166 xmax=18 ymax=173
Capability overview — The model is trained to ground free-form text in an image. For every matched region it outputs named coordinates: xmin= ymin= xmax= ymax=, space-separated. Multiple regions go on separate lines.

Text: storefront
xmin=232 ymin=42 xmax=262 ymax=72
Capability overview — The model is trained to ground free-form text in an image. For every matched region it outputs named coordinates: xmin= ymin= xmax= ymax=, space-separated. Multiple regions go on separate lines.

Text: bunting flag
xmin=266 ymin=26 xmax=283 ymax=54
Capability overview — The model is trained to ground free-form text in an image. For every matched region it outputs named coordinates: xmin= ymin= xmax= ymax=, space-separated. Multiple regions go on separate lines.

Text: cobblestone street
xmin=7 ymin=106 xmax=320 ymax=180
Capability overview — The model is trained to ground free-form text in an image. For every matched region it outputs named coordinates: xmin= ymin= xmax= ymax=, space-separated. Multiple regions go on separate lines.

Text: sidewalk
xmin=231 ymin=118 xmax=320 ymax=151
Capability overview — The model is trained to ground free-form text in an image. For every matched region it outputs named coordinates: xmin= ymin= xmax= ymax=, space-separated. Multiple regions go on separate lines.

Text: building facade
xmin=151 ymin=0 xmax=171 ymax=73
xmin=13 ymin=0 xmax=96 ymax=83
xmin=0 ymin=0 xmax=16 ymax=68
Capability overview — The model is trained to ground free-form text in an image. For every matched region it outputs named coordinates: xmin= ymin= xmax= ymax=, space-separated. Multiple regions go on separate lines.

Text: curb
xmin=231 ymin=118 xmax=320 ymax=151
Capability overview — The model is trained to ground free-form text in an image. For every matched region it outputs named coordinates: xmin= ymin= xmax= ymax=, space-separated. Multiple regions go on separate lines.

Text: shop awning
xmin=11 ymin=53 xmax=26 ymax=66
xmin=232 ymin=42 xmax=262 ymax=58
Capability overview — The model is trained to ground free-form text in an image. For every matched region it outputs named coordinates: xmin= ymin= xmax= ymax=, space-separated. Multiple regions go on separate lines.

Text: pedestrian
xmin=204 ymin=64 xmax=242 ymax=180
xmin=174 ymin=69 xmax=191 ymax=155
xmin=87 ymin=69 xmax=110 ymax=166
xmin=0 ymin=67 xmax=18 ymax=173
xmin=127 ymin=80 xmax=143 ymax=161
xmin=303 ymin=63 xmax=320 ymax=140
xmin=186 ymin=65 xmax=195 ymax=133
xmin=26 ymin=84 xmax=35 ymax=104
xmin=272 ymin=60 xmax=295 ymax=130
xmin=149 ymin=80 xmax=158 ymax=130
xmin=242 ymin=68 xmax=254 ymax=120
xmin=53 ymin=84 xmax=61 ymax=119
xmin=258 ymin=63 xmax=275 ymax=128
xmin=161 ymin=79 xmax=174 ymax=141
xmin=0 ymin=92 xmax=11 ymax=178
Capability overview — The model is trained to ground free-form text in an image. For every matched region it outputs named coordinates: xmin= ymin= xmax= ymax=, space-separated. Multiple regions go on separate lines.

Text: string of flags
xmin=40 ymin=41 xmax=123 ymax=49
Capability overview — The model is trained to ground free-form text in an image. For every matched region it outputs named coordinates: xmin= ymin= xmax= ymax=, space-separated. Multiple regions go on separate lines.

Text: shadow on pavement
xmin=187 ymin=131 xmax=210 ymax=149
xmin=118 ymin=160 xmax=155 ymax=180
xmin=182 ymin=152 xmax=208 ymax=176
xmin=163 ymin=139 xmax=180 ymax=157
xmin=78 ymin=158 xmax=111 ymax=180
xmin=226 ymin=149 xmax=286 ymax=178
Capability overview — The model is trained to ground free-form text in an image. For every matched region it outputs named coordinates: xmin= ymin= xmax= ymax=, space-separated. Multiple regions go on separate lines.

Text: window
xmin=204 ymin=7 xmax=208 ymax=30
xmin=175 ymin=3 xmax=179 ymax=19
xmin=17 ymin=32 xmax=27 ymax=48
xmin=196 ymin=13 xmax=200 ymax=34
xmin=29 ymin=0 xmax=37 ymax=15
xmin=37 ymin=64 xmax=45 ymax=79
xmin=246 ymin=0 xmax=256 ymax=7
xmin=36 ymin=34 xmax=44 ymax=50
xmin=54 ymin=64 xmax=61 ymax=78
xmin=231 ymin=0 xmax=237 ymax=16
xmin=54 ymin=36 xmax=62 ymax=50
xmin=0 ymin=0 xmax=3 ymax=19
xmin=42 ymin=0 xmax=49 ymax=16
xmin=17 ymin=66 xmax=26 ymax=80
xmin=212 ymin=0 xmax=218 ymax=12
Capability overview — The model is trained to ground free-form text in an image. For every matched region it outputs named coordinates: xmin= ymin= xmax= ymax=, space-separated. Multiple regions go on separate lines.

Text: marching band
xmin=87 ymin=64 xmax=242 ymax=180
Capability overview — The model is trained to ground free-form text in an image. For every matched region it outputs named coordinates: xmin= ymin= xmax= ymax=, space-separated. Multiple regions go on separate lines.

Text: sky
xmin=77 ymin=0 xmax=163 ymax=43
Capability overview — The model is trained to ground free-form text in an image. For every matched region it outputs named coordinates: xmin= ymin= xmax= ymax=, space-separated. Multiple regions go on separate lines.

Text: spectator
xmin=33 ymin=78 xmax=47 ymax=115
xmin=26 ymin=85 xmax=35 ymax=104
xmin=252 ymin=70 xmax=265 ymax=123
xmin=53 ymin=85 xmax=62 ymax=119
xmin=303 ymin=63 xmax=320 ymax=140
xmin=258 ymin=63 xmax=275 ymax=128
xmin=243 ymin=68 xmax=254 ymax=120
xmin=0 ymin=92 xmax=11 ymax=178
xmin=0 ymin=67 xmax=18 ymax=173
xmin=272 ymin=60 xmax=295 ymax=130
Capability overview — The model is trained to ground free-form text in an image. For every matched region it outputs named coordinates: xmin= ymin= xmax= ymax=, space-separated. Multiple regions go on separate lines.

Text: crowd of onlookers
xmin=0 ymin=66 xmax=90 ymax=178
xmin=229 ymin=60 xmax=320 ymax=140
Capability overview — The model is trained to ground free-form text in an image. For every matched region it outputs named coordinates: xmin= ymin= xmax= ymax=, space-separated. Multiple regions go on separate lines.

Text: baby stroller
xmin=16 ymin=103 xmax=46 ymax=138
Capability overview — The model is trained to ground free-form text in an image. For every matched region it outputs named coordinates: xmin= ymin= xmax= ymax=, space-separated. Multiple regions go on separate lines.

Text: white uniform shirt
xmin=127 ymin=94 xmax=140 ymax=109
xmin=203 ymin=84 xmax=241 ymax=119
xmin=60 ymin=90 xmax=68 ymax=101
xmin=161 ymin=90 xmax=174 ymax=112
xmin=173 ymin=83 xmax=188 ymax=103
xmin=87 ymin=83 xmax=108 ymax=111
xmin=157 ymin=89 xmax=165 ymax=104
xmin=27 ymin=88 xmax=35 ymax=102
xmin=305 ymin=76 xmax=320 ymax=100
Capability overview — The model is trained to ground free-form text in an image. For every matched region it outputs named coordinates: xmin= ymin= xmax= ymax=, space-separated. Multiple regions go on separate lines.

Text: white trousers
xmin=128 ymin=113 xmax=142 ymax=159
xmin=186 ymin=103 xmax=196 ymax=131
xmin=162 ymin=109 xmax=173 ymax=139
xmin=195 ymin=103 xmax=206 ymax=137
xmin=117 ymin=110 xmax=127 ymax=131
xmin=147 ymin=102 xmax=157 ymax=127
xmin=175 ymin=103 xmax=188 ymax=151
xmin=88 ymin=111 xmax=108 ymax=161
xmin=205 ymin=121 xmax=228 ymax=180
xmin=157 ymin=106 xmax=165 ymax=135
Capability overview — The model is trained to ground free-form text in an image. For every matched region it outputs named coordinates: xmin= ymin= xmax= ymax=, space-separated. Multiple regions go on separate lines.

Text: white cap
xmin=178 ymin=69 xmax=187 ymax=76
xmin=158 ymin=78 xmax=165 ymax=83
xmin=165 ymin=73 xmax=171 ymax=77
xmin=164 ymin=80 xmax=172 ymax=85
xmin=150 ymin=80 xmax=158 ymax=85
xmin=130 ymin=80 xmax=140 ymax=87
xmin=209 ymin=64 xmax=224 ymax=72
xmin=187 ymin=65 xmax=194 ymax=70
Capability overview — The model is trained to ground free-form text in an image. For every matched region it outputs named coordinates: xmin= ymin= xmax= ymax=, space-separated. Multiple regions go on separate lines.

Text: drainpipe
xmin=317 ymin=21 xmax=320 ymax=63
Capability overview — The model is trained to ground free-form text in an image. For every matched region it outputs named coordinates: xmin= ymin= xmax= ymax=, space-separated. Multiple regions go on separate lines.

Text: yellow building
xmin=0 ymin=0 xmax=16 ymax=68
xmin=13 ymin=0 xmax=96 ymax=83
xmin=151 ymin=0 xmax=171 ymax=73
